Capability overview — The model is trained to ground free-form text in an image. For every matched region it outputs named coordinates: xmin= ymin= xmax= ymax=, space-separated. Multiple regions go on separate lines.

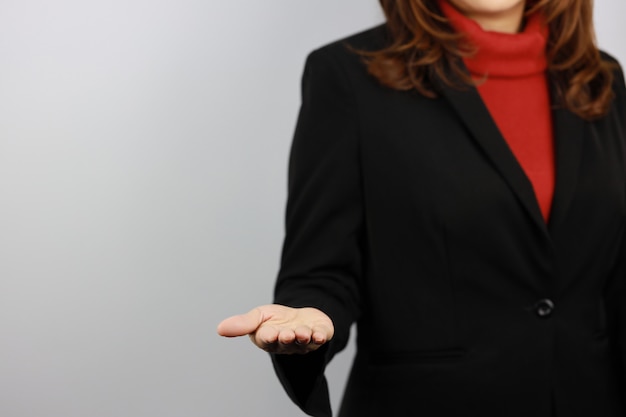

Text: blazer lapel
xmin=546 ymin=95 xmax=584 ymax=235
xmin=438 ymin=81 xmax=549 ymax=237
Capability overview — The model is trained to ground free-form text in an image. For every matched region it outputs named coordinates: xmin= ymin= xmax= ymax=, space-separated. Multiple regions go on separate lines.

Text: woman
xmin=218 ymin=0 xmax=626 ymax=416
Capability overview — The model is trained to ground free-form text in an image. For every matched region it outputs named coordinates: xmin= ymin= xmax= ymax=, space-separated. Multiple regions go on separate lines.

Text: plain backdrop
xmin=0 ymin=1 xmax=624 ymax=416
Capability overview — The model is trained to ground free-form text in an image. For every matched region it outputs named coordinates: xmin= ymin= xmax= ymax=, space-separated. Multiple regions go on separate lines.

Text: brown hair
xmin=361 ymin=0 xmax=616 ymax=120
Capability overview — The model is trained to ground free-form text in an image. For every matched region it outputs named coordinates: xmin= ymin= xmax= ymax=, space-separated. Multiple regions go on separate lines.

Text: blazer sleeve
xmin=605 ymin=55 xmax=626 ymax=376
xmin=271 ymin=46 xmax=364 ymax=417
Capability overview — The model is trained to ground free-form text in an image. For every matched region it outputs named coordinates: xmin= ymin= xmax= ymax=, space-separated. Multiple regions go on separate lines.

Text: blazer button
xmin=534 ymin=299 xmax=555 ymax=318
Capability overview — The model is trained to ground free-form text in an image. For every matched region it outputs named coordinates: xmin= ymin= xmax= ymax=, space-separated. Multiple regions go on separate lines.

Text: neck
xmin=439 ymin=0 xmax=548 ymax=78
xmin=454 ymin=2 xmax=526 ymax=34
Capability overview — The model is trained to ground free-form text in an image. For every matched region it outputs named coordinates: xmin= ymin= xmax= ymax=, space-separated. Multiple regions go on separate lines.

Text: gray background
xmin=0 ymin=1 xmax=624 ymax=416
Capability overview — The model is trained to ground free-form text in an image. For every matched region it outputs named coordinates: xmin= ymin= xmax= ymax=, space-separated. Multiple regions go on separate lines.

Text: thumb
xmin=217 ymin=307 xmax=265 ymax=337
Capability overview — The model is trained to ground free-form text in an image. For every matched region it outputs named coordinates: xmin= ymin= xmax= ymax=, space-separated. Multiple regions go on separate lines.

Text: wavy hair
xmin=361 ymin=0 xmax=615 ymax=120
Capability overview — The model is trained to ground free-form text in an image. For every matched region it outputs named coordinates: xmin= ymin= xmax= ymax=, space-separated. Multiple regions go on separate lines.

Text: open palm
xmin=217 ymin=305 xmax=334 ymax=354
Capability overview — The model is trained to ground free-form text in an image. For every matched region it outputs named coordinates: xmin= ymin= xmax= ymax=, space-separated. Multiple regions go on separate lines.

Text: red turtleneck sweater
xmin=440 ymin=0 xmax=555 ymax=222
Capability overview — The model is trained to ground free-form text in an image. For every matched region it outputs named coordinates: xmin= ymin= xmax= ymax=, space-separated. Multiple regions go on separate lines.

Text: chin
xmin=447 ymin=0 xmax=526 ymax=15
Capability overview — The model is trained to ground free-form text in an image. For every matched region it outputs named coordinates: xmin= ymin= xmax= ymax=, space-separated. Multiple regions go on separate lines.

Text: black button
xmin=534 ymin=299 xmax=555 ymax=318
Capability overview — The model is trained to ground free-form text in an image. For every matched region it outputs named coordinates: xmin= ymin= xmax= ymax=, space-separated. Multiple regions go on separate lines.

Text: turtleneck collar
xmin=438 ymin=0 xmax=548 ymax=79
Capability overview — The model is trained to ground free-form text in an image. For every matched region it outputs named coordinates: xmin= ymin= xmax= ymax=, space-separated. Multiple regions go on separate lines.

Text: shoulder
xmin=598 ymin=50 xmax=625 ymax=132
xmin=303 ymin=24 xmax=388 ymax=76
xmin=599 ymin=50 xmax=626 ymax=93
xmin=313 ymin=23 xmax=389 ymax=57
xmin=599 ymin=50 xmax=622 ymax=67
xmin=303 ymin=24 xmax=388 ymax=96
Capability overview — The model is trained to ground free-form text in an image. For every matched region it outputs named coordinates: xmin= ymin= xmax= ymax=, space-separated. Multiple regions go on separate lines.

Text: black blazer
xmin=271 ymin=24 xmax=626 ymax=417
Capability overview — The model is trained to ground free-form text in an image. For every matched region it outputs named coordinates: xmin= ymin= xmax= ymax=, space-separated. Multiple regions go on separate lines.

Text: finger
xmin=216 ymin=308 xmax=264 ymax=337
xmin=311 ymin=324 xmax=333 ymax=345
xmin=277 ymin=328 xmax=296 ymax=344
xmin=294 ymin=326 xmax=312 ymax=345
xmin=255 ymin=324 xmax=280 ymax=346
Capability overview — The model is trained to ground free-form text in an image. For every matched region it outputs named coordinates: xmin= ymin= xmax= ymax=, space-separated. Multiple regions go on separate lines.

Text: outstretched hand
xmin=217 ymin=305 xmax=334 ymax=354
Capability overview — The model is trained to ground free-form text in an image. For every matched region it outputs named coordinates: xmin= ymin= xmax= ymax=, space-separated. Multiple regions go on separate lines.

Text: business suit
xmin=271 ymin=23 xmax=626 ymax=417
